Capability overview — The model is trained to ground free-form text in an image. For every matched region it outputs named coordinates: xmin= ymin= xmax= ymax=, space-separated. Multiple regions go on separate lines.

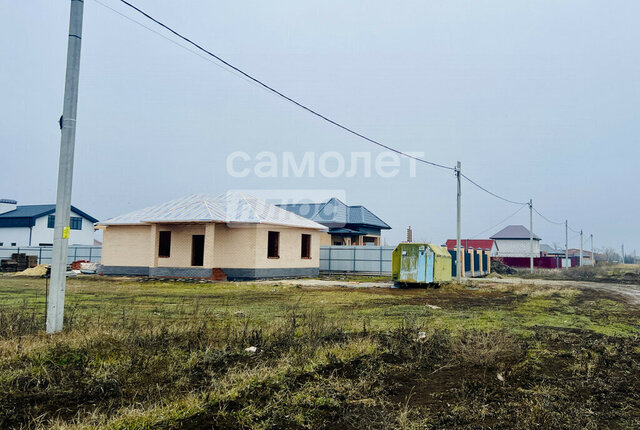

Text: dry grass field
xmin=0 ymin=274 xmax=639 ymax=429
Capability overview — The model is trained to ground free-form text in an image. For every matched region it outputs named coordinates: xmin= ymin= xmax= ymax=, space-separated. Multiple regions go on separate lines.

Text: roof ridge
xmin=239 ymin=194 xmax=263 ymax=223
xmin=313 ymin=199 xmax=335 ymax=220
xmin=200 ymin=193 xmax=222 ymax=220
xmin=99 ymin=192 xmax=327 ymax=230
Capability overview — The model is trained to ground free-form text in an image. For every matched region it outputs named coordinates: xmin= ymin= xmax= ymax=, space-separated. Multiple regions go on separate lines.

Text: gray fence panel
xmin=320 ymin=246 xmax=394 ymax=274
xmin=0 ymin=246 xmax=102 ymax=265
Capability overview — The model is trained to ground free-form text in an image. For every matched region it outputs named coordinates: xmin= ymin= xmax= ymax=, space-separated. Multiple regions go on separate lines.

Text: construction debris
xmin=71 ymin=260 xmax=89 ymax=270
xmin=79 ymin=262 xmax=100 ymax=274
xmin=1 ymin=253 xmax=38 ymax=272
xmin=415 ymin=331 xmax=427 ymax=342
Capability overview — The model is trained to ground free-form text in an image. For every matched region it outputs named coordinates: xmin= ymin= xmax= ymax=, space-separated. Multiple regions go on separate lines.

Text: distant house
xmin=541 ymin=245 xmax=598 ymax=263
xmin=490 ymin=225 xmax=541 ymax=257
xmin=0 ymin=199 xmax=98 ymax=246
xmin=277 ymin=198 xmax=390 ymax=246
xmin=445 ymin=239 xmax=495 ymax=254
xmin=97 ymin=193 xmax=327 ymax=280
xmin=539 ymin=244 xmax=564 ymax=257
xmin=567 ymin=248 xmax=597 ymax=265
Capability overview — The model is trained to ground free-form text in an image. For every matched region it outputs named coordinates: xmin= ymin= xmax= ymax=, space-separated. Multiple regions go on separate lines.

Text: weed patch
xmin=0 ymin=276 xmax=639 ymax=428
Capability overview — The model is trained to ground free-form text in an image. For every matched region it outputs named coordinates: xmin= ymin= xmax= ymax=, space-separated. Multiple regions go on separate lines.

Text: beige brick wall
xmin=102 ymin=222 xmax=322 ymax=270
xmin=319 ymin=232 xmax=332 ymax=246
xmin=102 ymin=225 xmax=152 ymax=266
xmin=213 ymin=224 xmax=258 ymax=268
xmin=252 ymin=225 xmax=321 ymax=269
xmin=156 ymin=224 xmax=206 ymax=268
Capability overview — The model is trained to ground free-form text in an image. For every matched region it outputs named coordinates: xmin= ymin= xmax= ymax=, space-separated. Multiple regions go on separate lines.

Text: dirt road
xmin=257 ymin=278 xmax=393 ymax=289
xmin=472 ymin=277 xmax=640 ymax=306
xmin=260 ymin=277 xmax=640 ymax=306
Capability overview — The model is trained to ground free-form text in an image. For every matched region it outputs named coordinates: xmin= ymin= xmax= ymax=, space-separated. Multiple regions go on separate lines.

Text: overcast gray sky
xmin=1 ymin=1 xmax=638 ymax=251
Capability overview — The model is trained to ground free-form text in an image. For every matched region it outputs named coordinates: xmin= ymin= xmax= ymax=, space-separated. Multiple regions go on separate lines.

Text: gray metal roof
xmin=490 ymin=225 xmax=541 ymax=240
xmin=540 ymin=244 xmax=563 ymax=253
xmin=98 ymin=193 xmax=328 ymax=230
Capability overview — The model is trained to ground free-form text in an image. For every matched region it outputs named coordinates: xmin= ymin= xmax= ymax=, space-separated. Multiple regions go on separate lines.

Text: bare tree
xmin=601 ymin=247 xmax=620 ymax=263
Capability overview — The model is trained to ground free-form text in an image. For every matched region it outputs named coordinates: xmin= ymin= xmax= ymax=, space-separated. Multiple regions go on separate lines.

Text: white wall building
xmin=490 ymin=225 xmax=541 ymax=257
xmin=0 ymin=199 xmax=98 ymax=246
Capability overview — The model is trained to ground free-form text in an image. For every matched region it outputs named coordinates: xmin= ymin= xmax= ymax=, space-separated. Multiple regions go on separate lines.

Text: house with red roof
xmin=445 ymin=239 xmax=495 ymax=253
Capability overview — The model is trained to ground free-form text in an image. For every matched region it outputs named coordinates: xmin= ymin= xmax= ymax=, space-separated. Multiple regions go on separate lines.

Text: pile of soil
xmin=11 ymin=264 xmax=48 ymax=277
xmin=491 ymin=259 xmax=516 ymax=275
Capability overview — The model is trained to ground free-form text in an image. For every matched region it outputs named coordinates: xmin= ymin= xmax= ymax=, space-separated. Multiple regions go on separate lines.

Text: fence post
xmin=379 ymin=246 xmax=383 ymax=274
xmin=89 ymin=247 xmax=92 ymax=262
xmin=39 ymin=247 xmax=42 ymax=264
xmin=328 ymin=247 xmax=332 ymax=271
xmin=353 ymin=247 xmax=357 ymax=272
xmin=73 ymin=247 xmax=77 ymax=261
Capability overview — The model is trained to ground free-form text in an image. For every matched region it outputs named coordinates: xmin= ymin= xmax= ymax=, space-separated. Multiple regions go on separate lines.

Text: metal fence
xmin=0 ymin=246 xmax=102 ymax=265
xmin=320 ymin=246 xmax=394 ymax=274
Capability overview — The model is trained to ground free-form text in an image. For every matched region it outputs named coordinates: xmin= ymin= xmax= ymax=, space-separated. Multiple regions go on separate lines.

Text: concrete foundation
xmin=101 ymin=266 xmax=319 ymax=280
xmin=221 ymin=267 xmax=319 ymax=281
xmin=102 ymin=265 xmax=150 ymax=276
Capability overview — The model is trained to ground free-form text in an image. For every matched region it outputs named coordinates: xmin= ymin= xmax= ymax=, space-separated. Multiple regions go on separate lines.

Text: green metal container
xmin=392 ymin=243 xmax=452 ymax=285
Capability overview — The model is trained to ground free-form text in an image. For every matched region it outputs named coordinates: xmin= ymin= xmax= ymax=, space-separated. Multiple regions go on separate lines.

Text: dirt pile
xmin=11 ymin=264 xmax=48 ymax=277
xmin=491 ymin=259 xmax=516 ymax=275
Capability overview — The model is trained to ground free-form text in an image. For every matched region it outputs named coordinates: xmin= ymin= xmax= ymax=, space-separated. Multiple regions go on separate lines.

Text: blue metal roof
xmin=328 ymin=227 xmax=362 ymax=234
xmin=0 ymin=205 xmax=99 ymax=228
xmin=277 ymin=198 xmax=391 ymax=230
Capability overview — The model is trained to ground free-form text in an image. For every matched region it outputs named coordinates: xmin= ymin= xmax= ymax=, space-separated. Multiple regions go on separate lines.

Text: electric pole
xmin=456 ymin=161 xmax=462 ymax=283
xmin=529 ymin=199 xmax=533 ymax=273
xmin=590 ymin=234 xmax=594 ymax=266
xmin=579 ymin=230 xmax=583 ymax=267
xmin=621 ymin=244 xmax=625 ymax=264
xmin=47 ymin=0 xmax=84 ymax=334
xmin=565 ymin=220 xmax=569 ymax=269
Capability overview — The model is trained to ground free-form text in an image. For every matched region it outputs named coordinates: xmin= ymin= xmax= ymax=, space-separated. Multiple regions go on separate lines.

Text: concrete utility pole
xmin=565 ymin=220 xmax=569 ymax=269
xmin=47 ymin=0 xmax=84 ymax=334
xmin=579 ymin=230 xmax=583 ymax=267
xmin=529 ymin=199 xmax=534 ymax=273
xmin=621 ymin=244 xmax=625 ymax=264
xmin=590 ymin=234 xmax=594 ymax=266
xmin=456 ymin=161 xmax=462 ymax=283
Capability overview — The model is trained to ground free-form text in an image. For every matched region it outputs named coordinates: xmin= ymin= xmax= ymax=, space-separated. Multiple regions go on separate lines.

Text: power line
xmin=533 ymin=207 xmax=564 ymax=226
xmin=91 ymin=0 xmax=275 ymax=95
xmin=471 ymin=204 xmax=528 ymax=238
xmin=534 ymin=207 xmax=585 ymax=245
xmin=461 ymin=173 xmax=528 ymax=205
xmin=534 ymin=208 xmax=583 ymax=237
xmin=114 ymin=0 xmax=454 ymax=171
xmin=101 ymin=0 xmax=596 ymax=242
